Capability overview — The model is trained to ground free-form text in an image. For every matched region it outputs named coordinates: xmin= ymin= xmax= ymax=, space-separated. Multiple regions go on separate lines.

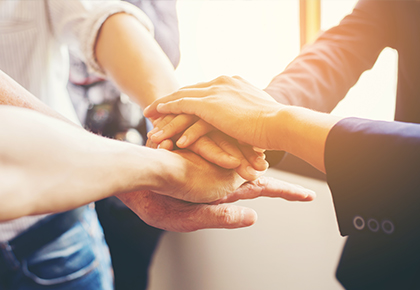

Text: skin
xmin=96 ymin=13 xmax=267 ymax=177
xmin=147 ymin=115 xmax=268 ymax=179
xmin=144 ymin=75 xmax=342 ymax=173
xmin=0 ymin=106 xmax=315 ymax=228
xmin=0 ymin=13 xmax=316 ymax=230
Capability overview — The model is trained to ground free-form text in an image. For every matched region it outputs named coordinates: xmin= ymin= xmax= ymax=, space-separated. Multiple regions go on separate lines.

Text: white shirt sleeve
xmin=46 ymin=0 xmax=154 ymax=77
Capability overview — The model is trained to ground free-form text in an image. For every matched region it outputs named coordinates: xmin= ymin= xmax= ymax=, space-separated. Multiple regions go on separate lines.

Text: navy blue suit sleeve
xmin=325 ymin=117 xmax=420 ymax=237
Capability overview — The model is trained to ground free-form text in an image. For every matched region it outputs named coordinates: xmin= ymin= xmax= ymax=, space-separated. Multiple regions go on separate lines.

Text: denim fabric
xmin=0 ymin=207 xmax=113 ymax=290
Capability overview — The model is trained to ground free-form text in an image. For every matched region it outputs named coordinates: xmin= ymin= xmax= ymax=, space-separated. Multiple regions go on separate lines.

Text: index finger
xmin=214 ymin=176 xmax=316 ymax=204
xmin=144 ymin=87 xmax=209 ymax=119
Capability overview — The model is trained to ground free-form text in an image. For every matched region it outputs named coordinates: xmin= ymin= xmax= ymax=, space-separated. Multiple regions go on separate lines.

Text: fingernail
xmin=246 ymin=166 xmax=258 ymax=176
xmin=152 ymin=130 xmax=163 ymax=139
xmin=177 ymin=135 xmax=187 ymax=147
xmin=148 ymin=127 xmax=159 ymax=137
xmin=240 ymin=208 xmax=257 ymax=227
xmin=229 ymin=156 xmax=240 ymax=164
xmin=256 ymin=156 xmax=268 ymax=165
xmin=304 ymin=190 xmax=316 ymax=201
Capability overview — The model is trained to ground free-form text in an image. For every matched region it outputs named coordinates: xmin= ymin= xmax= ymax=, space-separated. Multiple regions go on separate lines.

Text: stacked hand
xmin=118 ymin=143 xmax=315 ymax=232
xmin=144 ymin=75 xmax=284 ymax=151
xmin=119 ymin=176 xmax=315 ymax=232
xmin=116 ymin=76 xmax=316 ymax=232
xmin=147 ymin=120 xmax=268 ymax=181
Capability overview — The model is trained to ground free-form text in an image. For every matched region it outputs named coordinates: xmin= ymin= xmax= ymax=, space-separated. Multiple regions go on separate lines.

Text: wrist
xmin=125 ymin=147 xmax=189 ymax=195
xmin=272 ymin=105 xmax=341 ymax=172
xmin=266 ymin=105 xmax=290 ymax=151
xmin=98 ymin=141 xmax=163 ymax=194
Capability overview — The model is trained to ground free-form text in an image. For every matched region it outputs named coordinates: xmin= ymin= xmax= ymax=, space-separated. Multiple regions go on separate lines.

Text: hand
xmin=147 ymin=114 xmax=269 ymax=180
xmin=144 ymin=76 xmax=284 ymax=150
xmin=149 ymin=149 xmax=247 ymax=203
xmin=118 ymin=177 xmax=315 ymax=232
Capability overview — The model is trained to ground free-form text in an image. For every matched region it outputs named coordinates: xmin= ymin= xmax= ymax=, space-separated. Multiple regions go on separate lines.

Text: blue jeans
xmin=0 ymin=207 xmax=113 ymax=290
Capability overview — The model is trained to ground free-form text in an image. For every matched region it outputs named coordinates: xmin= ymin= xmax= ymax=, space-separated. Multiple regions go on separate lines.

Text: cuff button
xmin=381 ymin=220 xmax=394 ymax=234
xmin=368 ymin=219 xmax=379 ymax=232
xmin=353 ymin=216 xmax=365 ymax=230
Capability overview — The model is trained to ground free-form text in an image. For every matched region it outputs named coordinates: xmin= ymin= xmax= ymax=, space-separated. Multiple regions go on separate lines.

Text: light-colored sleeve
xmin=46 ymin=0 xmax=154 ymax=77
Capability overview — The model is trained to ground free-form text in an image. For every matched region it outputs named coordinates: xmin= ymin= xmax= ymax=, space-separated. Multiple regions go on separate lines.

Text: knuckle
xmin=162 ymin=114 xmax=175 ymax=123
xmin=218 ymin=206 xmax=236 ymax=225
xmin=165 ymin=120 xmax=176 ymax=131
xmin=178 ymin=98 xmax=186 ymax=107
xmin=216 ymin=75 xmax=231 ymax=83
xmin=255 ymin=176 xmax=268 ymax=190
xmin=218 ymin=139 xmax=235 ymax=151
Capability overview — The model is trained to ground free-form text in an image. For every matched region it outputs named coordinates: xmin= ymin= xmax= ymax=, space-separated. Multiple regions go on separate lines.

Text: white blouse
xmin=0 ymin=0 xmax=153 ymax=241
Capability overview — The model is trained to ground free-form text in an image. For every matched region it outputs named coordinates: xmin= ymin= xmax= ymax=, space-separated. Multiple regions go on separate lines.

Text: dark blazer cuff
xmin=325 ymin=117 xmax=420 ymax=237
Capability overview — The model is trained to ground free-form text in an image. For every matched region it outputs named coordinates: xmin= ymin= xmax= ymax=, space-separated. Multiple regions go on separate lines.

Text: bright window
xmin=175 ymin=0 xmax=398 ymax=121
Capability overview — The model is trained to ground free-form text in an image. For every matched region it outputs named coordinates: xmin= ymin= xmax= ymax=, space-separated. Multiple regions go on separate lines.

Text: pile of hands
xmin=120 ymin=76 xmax=316 ymax=232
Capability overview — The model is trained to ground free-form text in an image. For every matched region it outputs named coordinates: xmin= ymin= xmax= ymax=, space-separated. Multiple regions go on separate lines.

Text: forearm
xmin=272 ymin=106 xmax=342 ymax=173
xmin=95 ymin=13 xmax=179 ymax=108
xmin=265 ymin=0 xmax=392 ymax=112
xmin=0 ymin=107 xmax=166 ymax=221
xmin=0 ymin=70 xmax=75 ymax=126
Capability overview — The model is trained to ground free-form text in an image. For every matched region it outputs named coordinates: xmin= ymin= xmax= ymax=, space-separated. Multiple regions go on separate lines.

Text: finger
xmin=157 ymin=139 xmax=174 ymax=151
xmin=180 ymin=75 xmax=233 ymax=90
xmin=190 ymin=204 xmax=257 ymax=230
xmin=231 ymin=75 xmax=255 ymax=86
xmin=176 ymin=119 xmax=214 ymax=148
xmin=119 ymin=190 xmax=257 ymax=232
xmin=149 ymin=114 xmax=199 ymax=144
xmin=148 ymin=114 xmax=176 ymax=138
xmin=239 ymin=144 xmax=269 ymax=172
xmin=253 ymin=147 xmax=266 ymax=153
xmin=146 ymin=137 xmax=158 ymax=149
xmin=155 ymin=98 xmax=198 ymax=116
xmin=237 ymin=140 xmax=252 ymax=147
xmin=178 ymin=80 xmax=214 ymax=90
xmin=188 ymin=136 xmax=241 ymax=169
xmin=144 ymin=88 xmax=209 ymax=119
xmin=232 ymin=75 xmax=246 ymax=81
xmin=215 ymin=176 xmax=316 ymax=204
xmin=255 ymin=176 xmax=316 ymax=201
xmin=207 ymin=131 xmax=262 ymax=181
xmin=151 ymin=116 xmax=163 ymax=127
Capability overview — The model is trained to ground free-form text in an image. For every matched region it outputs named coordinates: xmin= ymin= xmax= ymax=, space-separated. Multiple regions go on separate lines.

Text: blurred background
xmin=148 ymin=1 xmax=398 ymax=289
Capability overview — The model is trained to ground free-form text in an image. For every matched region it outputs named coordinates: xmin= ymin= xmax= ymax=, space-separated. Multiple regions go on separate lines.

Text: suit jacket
xmin=326 ymin=118 xmax=420 ymax=289
xmin=265 ymin=1 xmax=420 ymax=288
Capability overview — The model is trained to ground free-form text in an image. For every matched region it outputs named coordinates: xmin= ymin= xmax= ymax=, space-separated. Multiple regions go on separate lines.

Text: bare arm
xmin=0 ymin=106 xmax=314 ymax=227
xmin=0 ymin=106 xmax=165 ymax=220
xmin=95 ymin=12 xmax=179 ymax=108
xmin=0 ymin=70 xmax=74 ymax=126
xmin=95 ymin=12 xmax=265 ymax=173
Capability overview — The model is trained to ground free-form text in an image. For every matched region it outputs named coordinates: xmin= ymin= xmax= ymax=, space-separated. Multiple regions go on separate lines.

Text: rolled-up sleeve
xmin=46 ymin=0 xmax=154 ymax=77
